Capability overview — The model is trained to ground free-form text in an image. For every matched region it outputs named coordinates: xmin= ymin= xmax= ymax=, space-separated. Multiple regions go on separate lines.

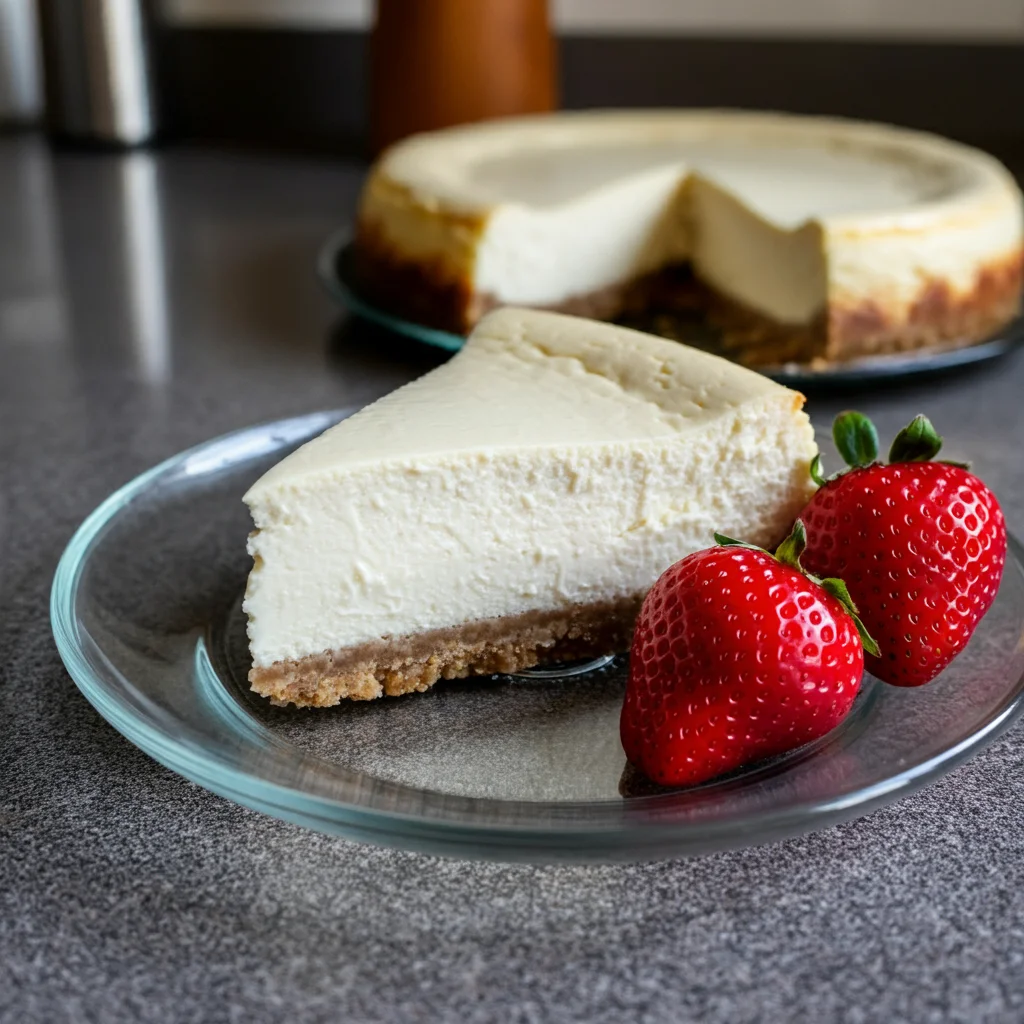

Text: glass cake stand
xmin=51 ymin=410 xmax=1024 ymax=863
xmin=317 ymin=229 xmax=1024 ymax=389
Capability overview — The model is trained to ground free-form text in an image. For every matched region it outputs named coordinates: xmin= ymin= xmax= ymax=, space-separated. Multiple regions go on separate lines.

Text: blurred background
xmin=2 ymin=0 xmax=1023 ymax=160
xmin=3 ymin=0 xmax=1022 ymax=403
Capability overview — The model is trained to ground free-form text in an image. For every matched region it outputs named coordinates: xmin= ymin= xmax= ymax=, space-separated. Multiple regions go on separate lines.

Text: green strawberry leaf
xmin=818 ymin=578 xmax=881 ymax=658
xmin=713 ymin=532 xmax=767 ymax=553
xmin=818 ymin=575 xmax=858 ymax=612
xmin=833 ymin=411 xmax=879 ymax=468
xmin=888 ymin=414 xmax=943 ymax=463
xmin=809 ymin=454 xmax=827 ymax=487
xmin=773 ymin=519 xmax=807 ymax=571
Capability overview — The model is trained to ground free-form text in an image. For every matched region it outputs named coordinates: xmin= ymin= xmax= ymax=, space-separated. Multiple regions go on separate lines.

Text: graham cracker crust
xmin=249 ymin=596 xmax=643 ymax=708
xmin=352 ymin=222 xmax=1023 ymax=366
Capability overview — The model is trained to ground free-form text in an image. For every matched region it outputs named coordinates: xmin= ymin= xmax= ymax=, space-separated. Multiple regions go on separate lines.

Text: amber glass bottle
xmin=369 ymin=0 xmax=557 ymax=154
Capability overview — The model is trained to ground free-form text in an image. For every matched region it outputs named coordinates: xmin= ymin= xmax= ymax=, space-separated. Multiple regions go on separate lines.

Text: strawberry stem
xmin=714 ymin=519 xmax=880 ymax=657
xmin=833 ymin=411 xmax=879 ymax=468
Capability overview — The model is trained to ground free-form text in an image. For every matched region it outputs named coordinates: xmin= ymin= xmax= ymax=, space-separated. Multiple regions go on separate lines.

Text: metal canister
xmin=36 ymin=0 xmax=157 ymax=145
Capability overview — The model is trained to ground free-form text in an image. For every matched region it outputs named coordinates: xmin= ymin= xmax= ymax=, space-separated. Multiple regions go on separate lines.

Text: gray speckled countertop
xmin=3 ymin=132 xmax=1024 ymax=1023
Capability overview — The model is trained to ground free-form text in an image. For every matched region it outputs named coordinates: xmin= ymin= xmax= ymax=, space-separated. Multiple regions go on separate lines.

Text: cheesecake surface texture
xmin=243 ymin=308 xmax=817 ymax=707
xmin=355 ymin=110 xmax=1023 ymax=364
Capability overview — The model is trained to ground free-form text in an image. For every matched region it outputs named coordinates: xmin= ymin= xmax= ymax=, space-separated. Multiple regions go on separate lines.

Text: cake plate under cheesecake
xmin=51 ymin=407 xmax=1024 ymax=861
xmin=319 ymin=230 xmax=1024 ymax=388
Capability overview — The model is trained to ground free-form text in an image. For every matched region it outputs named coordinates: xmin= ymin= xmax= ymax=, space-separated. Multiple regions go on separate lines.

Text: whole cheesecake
xmin=354 ymin=110 xmax=1024 ymax=365
xmin=244 ymin=308 xmax=817 ymax=707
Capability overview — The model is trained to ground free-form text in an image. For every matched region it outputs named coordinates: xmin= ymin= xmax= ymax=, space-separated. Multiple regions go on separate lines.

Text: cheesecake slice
xmin=244 ymin=308 xmax=817 ymax=707
xmin=355 ymin=110 xmax=1023 ymax=364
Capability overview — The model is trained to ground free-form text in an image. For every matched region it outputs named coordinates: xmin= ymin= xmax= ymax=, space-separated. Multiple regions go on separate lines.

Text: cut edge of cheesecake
xmin=244 ymin=307 xmax=818 ymax=707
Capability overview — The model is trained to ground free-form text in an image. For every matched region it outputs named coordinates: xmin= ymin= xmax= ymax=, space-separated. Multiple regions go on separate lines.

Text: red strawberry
xmin=801 ymin=411 xmax=1007 ymax=688
xmin=620 ymin=521 xmax=874 ymax=788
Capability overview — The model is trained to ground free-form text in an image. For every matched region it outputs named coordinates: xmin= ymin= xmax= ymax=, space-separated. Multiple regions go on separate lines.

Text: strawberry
xmin=620 ymin=521 xmax=875 ymax=787
xmin=801 ymin=411 xmax=1007 ymax=688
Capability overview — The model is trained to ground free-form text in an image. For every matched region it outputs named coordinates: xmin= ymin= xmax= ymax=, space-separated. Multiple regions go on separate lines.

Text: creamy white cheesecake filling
xmin=474 ymin=163 xmax=690 ymax=306
xmin=689 ymin=175 xmax=827 ymax=324
xmin=245 ymin=408 xmax=812 ymax=668
xmin=244 ymin=308 xmax=817 ymax=669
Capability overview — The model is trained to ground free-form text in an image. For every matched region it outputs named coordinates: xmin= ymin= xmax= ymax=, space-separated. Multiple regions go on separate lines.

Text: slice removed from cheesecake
xmin=243 ymin=308 xmax=818 ymax=707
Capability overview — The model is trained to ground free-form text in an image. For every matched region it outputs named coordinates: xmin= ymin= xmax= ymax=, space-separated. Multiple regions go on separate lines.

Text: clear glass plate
xmin=51 ymin=410 xmax=1024 ymax=863
xmin=317 ymin=230 xmax=1024 ymax=389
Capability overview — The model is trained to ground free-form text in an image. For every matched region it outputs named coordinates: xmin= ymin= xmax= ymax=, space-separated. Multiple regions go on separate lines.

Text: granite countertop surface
xmin=3 ymin=132 xmax=1024 ymax=1024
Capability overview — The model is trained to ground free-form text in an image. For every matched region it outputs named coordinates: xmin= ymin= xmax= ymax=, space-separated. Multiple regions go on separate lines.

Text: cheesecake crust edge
xmin=249 ymin=595 xmax=645 ymax=708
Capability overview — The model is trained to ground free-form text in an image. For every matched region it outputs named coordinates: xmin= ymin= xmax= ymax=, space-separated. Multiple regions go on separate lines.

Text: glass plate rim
xmin=49 ymin=412 xmax=1024 ymax=860
xmin=316 ymin=228 xmax=1024 ymax=387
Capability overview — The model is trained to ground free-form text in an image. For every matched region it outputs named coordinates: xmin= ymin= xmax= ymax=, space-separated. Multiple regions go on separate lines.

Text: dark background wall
xmin=158 ymin=28 xmax=1024 ymax=161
